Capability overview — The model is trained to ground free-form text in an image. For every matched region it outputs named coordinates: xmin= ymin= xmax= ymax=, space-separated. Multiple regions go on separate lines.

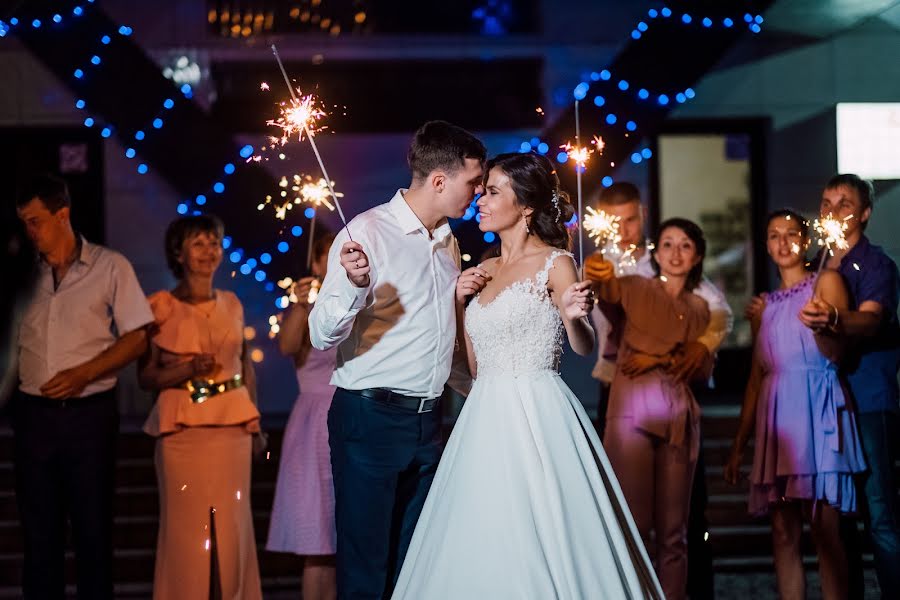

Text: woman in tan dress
xmin=586 ymin=218 xmax=711 ymax=600
xmin=138 ymin=215 xmax=263 ymax=599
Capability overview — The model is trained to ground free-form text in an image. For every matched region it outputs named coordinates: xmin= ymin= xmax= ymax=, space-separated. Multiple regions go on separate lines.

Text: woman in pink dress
xmin=267 ymin=233 xmax=337 ymax=600
xmin=138 ymin=215 xmax=263 ymax=599
xmin=725 ymin=210 xmax=865 ymax=600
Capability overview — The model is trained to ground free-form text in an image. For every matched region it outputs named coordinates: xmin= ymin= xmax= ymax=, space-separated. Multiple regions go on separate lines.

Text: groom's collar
xmin=388 ymin=189 xmax=452 ymax=241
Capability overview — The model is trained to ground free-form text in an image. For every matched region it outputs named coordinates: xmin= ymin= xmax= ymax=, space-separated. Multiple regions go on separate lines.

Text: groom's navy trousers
xmin=328 ymin=387 xmax=443 ymax=600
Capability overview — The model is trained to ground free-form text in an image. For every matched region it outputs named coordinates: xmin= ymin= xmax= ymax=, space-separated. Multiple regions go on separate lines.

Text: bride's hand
xmin=560 ymin=281 xmax=594 ymax=321
xmin=456 ymin=266 xmax=491 ymax=304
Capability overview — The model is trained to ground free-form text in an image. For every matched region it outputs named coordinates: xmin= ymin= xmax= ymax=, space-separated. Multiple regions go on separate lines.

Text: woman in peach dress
xmin=138 ymin=215 xmax=263 ymax=599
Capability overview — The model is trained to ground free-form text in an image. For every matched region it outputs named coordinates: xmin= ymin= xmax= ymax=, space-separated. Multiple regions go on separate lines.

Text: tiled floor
xmin=715 ymin=571 xmax=882 ymax=599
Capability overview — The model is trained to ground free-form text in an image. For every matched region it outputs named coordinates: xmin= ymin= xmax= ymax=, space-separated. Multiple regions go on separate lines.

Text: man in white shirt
xmin=308 ymin=121 xmax=487 ymax=600
xmin=13 ymin=174 xmax=153 ymax=599
xmin=586 ymin=182 xmax=733 ymax=599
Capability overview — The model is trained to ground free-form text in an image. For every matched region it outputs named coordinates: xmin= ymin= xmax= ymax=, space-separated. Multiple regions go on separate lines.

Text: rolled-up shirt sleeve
xmin=694 ymin=278 xmax=733 ymax=354
xmin=308 ymin=228 xmax=375 ymax=350
xmin=110 ymin=253 xmax=154 ymax=335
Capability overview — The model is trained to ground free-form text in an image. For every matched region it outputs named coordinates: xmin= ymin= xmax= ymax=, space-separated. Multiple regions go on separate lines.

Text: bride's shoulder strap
xmin=536 ymin=250 xmax=575 ymax=285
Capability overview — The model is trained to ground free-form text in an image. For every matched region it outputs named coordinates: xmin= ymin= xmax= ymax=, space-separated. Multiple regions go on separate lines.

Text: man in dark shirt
xmin=799 ymin=174 xmax=900 ymax=598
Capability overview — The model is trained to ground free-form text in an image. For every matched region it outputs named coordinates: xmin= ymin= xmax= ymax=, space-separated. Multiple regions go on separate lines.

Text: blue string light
xmin=213 ymin=182 xmax=225 ymax=194
xmin=73 ymin=7 xmax=84 ymax=17
xmin=195 ymin=194 xmax=207 ymax=206
xmin=52 ymin=14 xmax=62 ymax=24
xmin=260 ymin=253 xmax=272 ymax=265
xmin=74 ymin=69 xmax=84 ymax=79
xmin=304 ymin=207 xmax=316 ymax=219
xmin=278 ymin=241 xmax=290 ymax=253
xmin=291 ymin=226 xmax=303 ymax=237
xmin=31 ymin=19 xmax=41 ymax=28
xmin=90 ymin=55 xmax=101 ymax=65
xmin=152 ymin=118 xmax=163 ymax=129
xmin=601 ymin=176 xmax=614 ymax=187
xmin=222 ymin=236 xmax=232 ymax=249
xmin=163 ymin=98 xmax=175 ymax=109
xmin=224 ymin=163 xmax=236 ymax=175
xmin=101 ymin=34 xmax=110 ymax=44
xmin=100 ymin=127 xmax=112 ymax=138
xmin=135 ymin=130 xmax=145 ymax=140
xmin=137 ymin=163 xmax=148 ymax=174
xmin=177 ymin=203 xmax=188 ymax=215
xmin=75 ymin=99 xmax=86 ymax=109
xmin=124 ymin=148 xmax=136 ymax=158
xmin=593 ymin=95 xmax=606 ymax=107
xmin=83 ymin=117 xmax=94 ymax=127
xmin=483 ymin=232 xmax=496 ymax=243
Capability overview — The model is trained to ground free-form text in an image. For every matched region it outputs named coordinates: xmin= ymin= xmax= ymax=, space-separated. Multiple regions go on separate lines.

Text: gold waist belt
xmin=185 ymin=374 xmax=243 ymax=404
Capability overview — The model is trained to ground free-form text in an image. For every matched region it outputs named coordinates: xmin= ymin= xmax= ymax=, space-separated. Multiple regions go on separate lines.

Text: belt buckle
xmin=417 ymin=397 xmax=429 ymax=413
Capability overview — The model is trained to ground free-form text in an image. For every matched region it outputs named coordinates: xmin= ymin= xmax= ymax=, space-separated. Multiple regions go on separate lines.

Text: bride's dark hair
xmin=483 ymin=153 xmax=575 ymax=250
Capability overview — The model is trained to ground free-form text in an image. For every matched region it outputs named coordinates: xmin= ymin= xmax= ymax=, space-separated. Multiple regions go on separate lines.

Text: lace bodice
xmin=465 ymin=251 xmax=573 ymax=376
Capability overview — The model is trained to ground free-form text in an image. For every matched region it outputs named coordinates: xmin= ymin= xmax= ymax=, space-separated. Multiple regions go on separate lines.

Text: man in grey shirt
xmin=12 ymin=174 xmax=153 ymax=599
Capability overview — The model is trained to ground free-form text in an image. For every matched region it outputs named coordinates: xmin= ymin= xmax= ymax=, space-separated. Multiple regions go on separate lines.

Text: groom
xmin=308 ymin=120 xmax=487 ymax=599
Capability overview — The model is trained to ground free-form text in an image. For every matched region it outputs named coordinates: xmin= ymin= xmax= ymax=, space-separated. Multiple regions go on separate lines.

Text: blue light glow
xmin=556 ymin=151 xmax=569 ymax=164
xmin=195 ymin=195 xmax=206 ymax=206
xmin=648 ymin=9 xmax=658 ymax=18
xmin=631 ymin=30 xmax=641 ymax=40
xmin=291 ymin=226 xmax=303 ymax=237
xmin=230 ymin=251 xmax=242 ymax=263
xmin=600 ymin=70 xmax=611 ymax=80
xmin=180 ymin=84 xmax=192 ymax=96
xmin=606 ymin=114 xmax=617 ymax=125
xmin=703 ymin=17 xmax=712 ymax=27
xmin=101 ymin=35 xmax=110 ymax=44
xmin=100 ymin=127 xmax=111 ymax=138
xmin=239 ymin=145 xmax=253 ymax=158
xmin=638 ymin=88 xmax=649 ymax=100
xmin=631 ymin=153 xmax=642 ymax=164
xmin=10 ymin=18 xmax=18 ymax=25
xmin=537 ymin=142 xmax=549 ymax=154
xmin=684 ymin=87 xmax=696 ymax=99
xmin=125 ymin=148 xmax=135 ymax=158
xmin=224 ymin=163 xmax=236 ymax=175
xmin=755 ymin=15 xmax=764 ymax=25
xmin=74 ymin=69 xmax=84 ymax=79
xmin=260 ymin=253 xmax=272 ymax=265
xmin=530 ymin=137 xmax=540 ymax=146
xmin=590 ymin=72 xmax=600 ymax=81
xmin=32 ymin=19 xmax=41 ymax=28
xmin=602 ymin=176 xmax=614 ymax=187
xmin=675 ymin=93 xmax=686 ymax=103
xmin=91 ymin=55 xmax=101 ymax=65
xmin=744 ymin=13 xmax=753 ymax=23
xmin=682 ymin=14 xmax=692 ymax=24
xmin=152 ymin=118 xmax=163 ymax=129
xmin=75 ymin=99 xmax=86 ymax=109
xmin=626 ymin=121 xmax=637 ymax=131
xmin=641 ymin=148 xmax=653 ymax=159
xmin=83 ymin=117 xmax=94 ymax=127
xmin=276 ymin=297 xmax=289 ymax=309
xmin=618 ymin=80 xmax=629 ymax=91
xmin=135 ymin=130 xmax=145 ymax=140
xmin=118 ymin=25 xmax=132 ymax=35
xmin=750 ymin=23 xmax=761 ymax=33
xmin=463 ymin=207 xmax=476 ymax=220
xmin=661 ymin=7 xmax=672 ymax=18
xmin=177 ymin=203 xmax=188 ymax=215
xmin=573 ymin=82 xmax=589 ymax=100
xmin=658 ymin=94 xmax=669 ymax=105
xmin=163 ymin=98 xmax=174 ymax=109
xmin=73 ymin=7 xmax=83 ymax=16
xmin=213 ymin=182 xmax=225 ymax=194
xmin=637 ymin=21 xmax=648 ymax=32
xmin=483 ymin=232 xmax=496 ymax=243
xmin=723 ymin=17 xmax=734 ymax=27
xmin=254 ymin=271 xmax=266 ymax=282
xmin=240 ymin=264 xmax=252 ymax=275
xmin=278 ymin=241 xmax=290 ymax=253
xmin=265 ymin=282 xmax=275 ymax=292
xmin=304 ymin=207 xmax=316 ymax=219
xmin=137 ymin=164 xmax=148 ymax=174
xmin=222 ymin=236 xmax=232 ymax=249
xmin=246 ymin=258 xmax=257 ymax=269
xmin=593 ymin=95 xmax=605 ymax=107
xmin=519 ymin=141 xmax=531 ymax=153
xmin=53 ymin=14 xmax=62 ymax=24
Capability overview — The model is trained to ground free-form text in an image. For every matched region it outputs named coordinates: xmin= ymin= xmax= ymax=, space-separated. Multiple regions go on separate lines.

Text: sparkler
xmin=812 ymin=212 xmax=852 ymax=285
xmin=270 ymin=44 xmax=352 ymax=252
xmin=564 ymin=100 xmax=604 ymax=270
xmin=583 ymin=207 xmax=621 ymax=251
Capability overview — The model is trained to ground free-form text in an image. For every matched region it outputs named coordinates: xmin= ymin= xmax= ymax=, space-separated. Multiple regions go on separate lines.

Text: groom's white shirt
xmin=309 ymin=189 xmax=466 ymax=398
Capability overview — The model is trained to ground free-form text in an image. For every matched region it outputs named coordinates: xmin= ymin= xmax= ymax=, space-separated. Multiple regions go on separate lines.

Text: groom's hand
xmin=340 ymin=241 xmax=371 ymax=288
xmin=456 ymin=267 xmax=491 ymax=304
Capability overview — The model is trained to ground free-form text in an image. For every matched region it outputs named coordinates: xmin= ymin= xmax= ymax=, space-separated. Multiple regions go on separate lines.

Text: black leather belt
xmin=352 ymin=388 xmax=439 ymax=413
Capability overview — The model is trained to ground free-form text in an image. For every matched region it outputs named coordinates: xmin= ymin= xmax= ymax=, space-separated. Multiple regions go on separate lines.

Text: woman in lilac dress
xmin=267 ymin=233 xmax=337 ymax=600
xmin=725 ymin=209 xmax=866 ymax=600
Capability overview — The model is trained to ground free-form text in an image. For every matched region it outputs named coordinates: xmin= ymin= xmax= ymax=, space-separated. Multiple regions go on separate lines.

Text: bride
xmin=392 ymin=153 xmax=663 ymax=599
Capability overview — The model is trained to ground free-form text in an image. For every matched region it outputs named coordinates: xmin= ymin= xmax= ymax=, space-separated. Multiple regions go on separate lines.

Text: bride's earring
xmin=524 ymin=216 xmax=530 ymax=234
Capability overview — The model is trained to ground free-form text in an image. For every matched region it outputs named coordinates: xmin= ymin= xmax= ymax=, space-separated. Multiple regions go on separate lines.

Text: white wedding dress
xmin=392 ymin=251 xmax=663 ymax=599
